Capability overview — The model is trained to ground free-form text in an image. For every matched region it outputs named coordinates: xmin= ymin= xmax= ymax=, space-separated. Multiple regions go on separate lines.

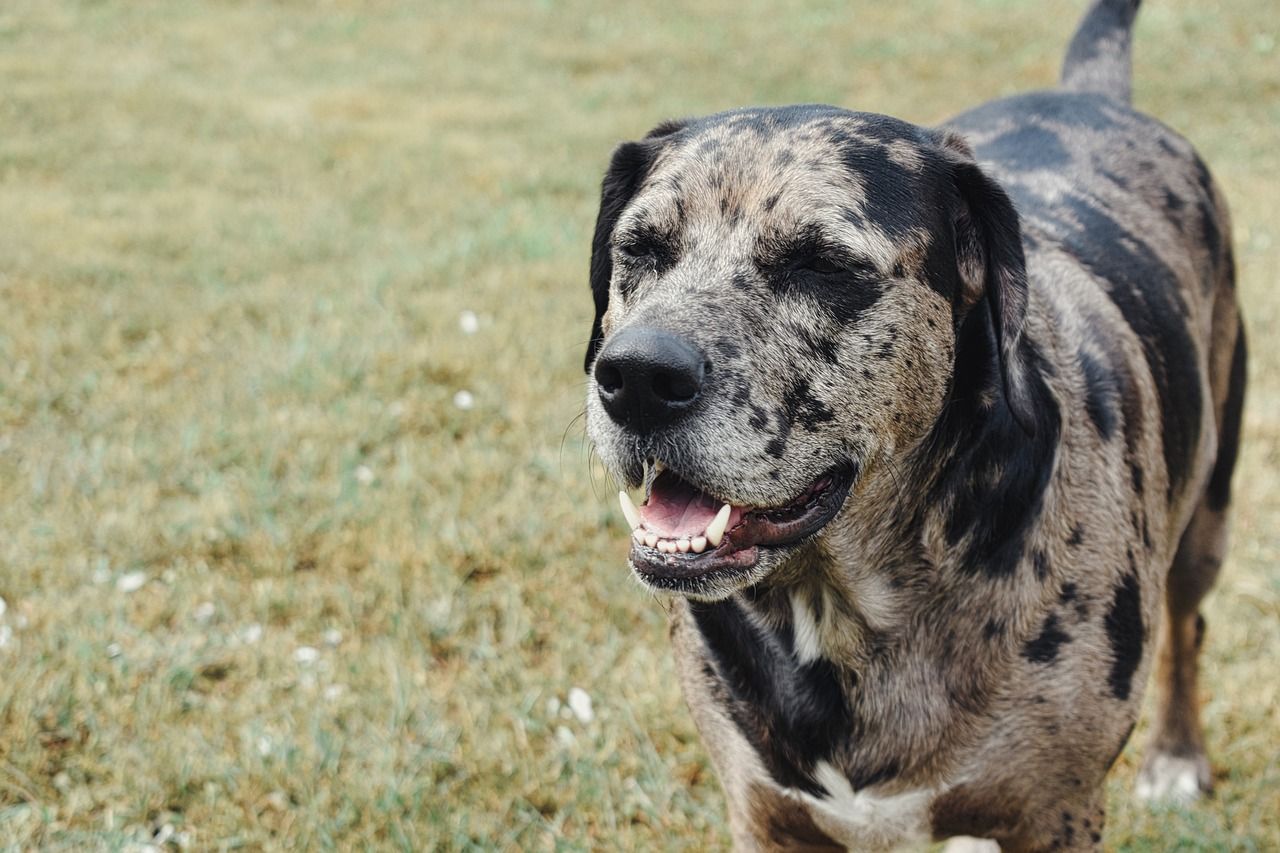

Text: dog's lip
xmin=629 ymin=463 xmax=857 ymax=584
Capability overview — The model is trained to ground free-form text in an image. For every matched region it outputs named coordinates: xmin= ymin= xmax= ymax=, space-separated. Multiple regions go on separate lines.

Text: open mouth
xmin=617 ymin=462 xmax=857 ymax=590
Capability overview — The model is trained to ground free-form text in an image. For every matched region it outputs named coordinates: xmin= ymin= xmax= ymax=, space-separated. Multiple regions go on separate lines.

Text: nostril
xmin=651 ymin=367 xmax=701 ymax=403
xmin=597 ymin=362 xmax=624 ymax=394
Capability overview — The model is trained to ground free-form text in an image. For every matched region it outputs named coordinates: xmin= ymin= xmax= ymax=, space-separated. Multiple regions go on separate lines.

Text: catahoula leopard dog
xmin=581 ymin=0 xmax=1246 ymax=849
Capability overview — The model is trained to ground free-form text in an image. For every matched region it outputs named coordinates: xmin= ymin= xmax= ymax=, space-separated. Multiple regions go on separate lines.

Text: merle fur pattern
xmin=581 ymin=1 xmax=1244 ymax=849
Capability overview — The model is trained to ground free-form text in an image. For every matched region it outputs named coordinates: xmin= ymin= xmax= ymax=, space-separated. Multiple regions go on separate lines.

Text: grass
xmin=0 ymin=0 xmax=1276 ymax=849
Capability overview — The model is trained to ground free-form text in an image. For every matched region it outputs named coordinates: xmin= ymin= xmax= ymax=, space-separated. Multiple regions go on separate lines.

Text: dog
xmin=581 ymin=0 xmax=1245 ymax=849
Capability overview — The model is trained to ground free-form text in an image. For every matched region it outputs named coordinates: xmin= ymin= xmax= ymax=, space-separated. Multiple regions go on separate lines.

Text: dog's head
xmin=584 ymin=106 xmax=1034 ymax=599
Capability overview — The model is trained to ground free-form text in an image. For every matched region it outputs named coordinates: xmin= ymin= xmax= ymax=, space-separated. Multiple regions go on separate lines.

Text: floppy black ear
xmin=939 ymin=132 xmax=1038 ymax=435
xmin=584 ymin=121 xmax=687 ymax=373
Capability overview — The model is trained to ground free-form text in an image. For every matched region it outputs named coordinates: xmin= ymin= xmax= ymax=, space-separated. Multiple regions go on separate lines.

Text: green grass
xmin=0 ymin=0 xmax=1276 ymax=849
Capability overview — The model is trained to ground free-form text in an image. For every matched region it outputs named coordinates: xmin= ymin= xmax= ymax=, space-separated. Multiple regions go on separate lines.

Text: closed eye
xmin=614 ymin=227 xmax=678 ymax=273
xmin=795 ymin=254 xmax=845 ymax=276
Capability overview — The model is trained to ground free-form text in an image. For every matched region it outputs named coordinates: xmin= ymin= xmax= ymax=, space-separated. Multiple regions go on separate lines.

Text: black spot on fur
xmin=1206 ymin=323 xmax=1246 ymax=512
xmin=1104 ymin=571 xmax=1144 ymax=700
xmin=1033 ymin=549 xmax=1050 ymax=582
xmin=1098 ymin=167 xmax=1130 ymax=190
xmin=1053 ymin=195 xmax=1202 ymax=502
xmin=759 ymin=223 xmax=885 ymax=326
xmin=982 ymin=125 xmax=1071 ymax=171
xmin=1067 ymin=524 xmax=1084 ymax=546
xmin=690 ymin=598 xmax=855 ymax=796
xmin=781 ymin=378 xmax=835 ymax=432
xmin=765 ymin=437 xmax=787 ymax=459
xmin=983 ymin=619 xmax=1005 ymax=640
xmin=828 ymin=119 xmax=928 ymax=241
xmin=1079 ymin=350 xmax=1117 ymax=439
xmin=764 ymin=192 xmax=782 ymax=212
xmin=795 ymin=325 xmax=841 ymax=365
xmin=1023 ymin=614 xmax=1071 ymax=664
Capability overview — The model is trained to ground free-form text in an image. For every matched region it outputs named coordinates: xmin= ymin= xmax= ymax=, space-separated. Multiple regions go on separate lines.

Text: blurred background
xmin=0 ymin=0 xmax=1276 ymax=848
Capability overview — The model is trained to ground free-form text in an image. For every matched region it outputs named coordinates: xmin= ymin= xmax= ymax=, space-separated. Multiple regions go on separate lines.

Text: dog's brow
xmin=756 ymin=223 xmax=879 ymax=271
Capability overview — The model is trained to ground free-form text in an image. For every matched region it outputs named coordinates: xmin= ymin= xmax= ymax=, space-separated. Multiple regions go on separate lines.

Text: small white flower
xmin=106 ymin=642 xmax=122 ymax=659
xmin=355 ymin=465 xmax=374 ymax=485
xmin=0 ymin=596 xmax=7 ymax=618
xmin=568 ymin=687 xmax=594 ymax=723
xmin=294 ymin=645 xmax=320 ymax=664
xmin=193 ymin=602 xmax=216 ymax=623
xmin=92 ymin=567 xmax=111 ymax=584
xmin=0 ymin=625 xmax=11 ymax=649
xmin=546 ymin=696 xmax=561 ymax=717
xmin=323 ymin=629 xmax=343 ymax=647
xmin=459 ymin=310 xmax=480 ymax=334
xmin=241 ymin=623 xmax=263 ymax=644
xmin=453 ymin=390 xmax=475 ymax=410
xmin=323 ymin=684 xmax=345 ymax=702
xmin=555 ymin=725 xmax=576 ymax=747
xmin=116 ymin=571 xmax=147 ymax=593
xmin=256 ymin=735 xmax=272 ymax=756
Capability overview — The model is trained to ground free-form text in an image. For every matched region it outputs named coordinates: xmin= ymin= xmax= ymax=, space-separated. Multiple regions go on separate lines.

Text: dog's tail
xmin=1060 ymin=0 xmax=1142 ymax=104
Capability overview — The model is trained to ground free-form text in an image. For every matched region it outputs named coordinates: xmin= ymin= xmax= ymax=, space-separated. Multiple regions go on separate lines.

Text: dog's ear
xmin=585 ymin=121 xmax=687 ymax=373
xmin=938 ymin=131 xmax=1037 ymax=435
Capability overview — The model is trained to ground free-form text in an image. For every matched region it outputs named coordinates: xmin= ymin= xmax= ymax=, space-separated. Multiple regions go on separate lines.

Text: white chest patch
xmin=789 ymin=591 xmax=824 ymax=663
xmin=786 ymin=761 xmax=934 ymax=851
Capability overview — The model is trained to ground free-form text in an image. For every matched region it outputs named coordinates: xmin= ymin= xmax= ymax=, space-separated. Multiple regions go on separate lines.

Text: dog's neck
xmin=737 ymin=323 xmax=1063 ymax=676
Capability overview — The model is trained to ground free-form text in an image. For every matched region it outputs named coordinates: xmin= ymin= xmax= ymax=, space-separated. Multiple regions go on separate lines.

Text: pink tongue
xmin=640 ymin=473 xmax=733 ymax=538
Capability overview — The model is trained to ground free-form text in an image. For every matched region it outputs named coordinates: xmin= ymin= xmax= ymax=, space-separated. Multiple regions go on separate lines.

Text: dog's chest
xmin=777 ymin=761 xmax=937 ymax=850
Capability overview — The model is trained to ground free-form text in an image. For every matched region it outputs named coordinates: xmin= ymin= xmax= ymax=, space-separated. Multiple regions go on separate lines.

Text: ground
xmin=0 ymin=0 xmax=1276 ymax=849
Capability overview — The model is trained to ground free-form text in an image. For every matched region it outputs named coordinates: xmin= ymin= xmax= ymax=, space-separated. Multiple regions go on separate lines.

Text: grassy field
xmin=0 ymin=0 xmax=1276 ymax=849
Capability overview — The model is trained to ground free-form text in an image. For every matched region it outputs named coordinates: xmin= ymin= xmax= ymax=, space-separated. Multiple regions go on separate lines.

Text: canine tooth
xmin=676 ymin=539 xmax=691 ymax=553
xmin=705 ymin=504 xmax=732 ymax=547
xmin=632 ymin=529 xmax=645 ymax=544
xmin=618 ymin=491 xmax=643 ymax=530
xmin=645 ymin=533 xmax=658 ymax=548
xmin=691 ymin=536 xmax=708 ymax=553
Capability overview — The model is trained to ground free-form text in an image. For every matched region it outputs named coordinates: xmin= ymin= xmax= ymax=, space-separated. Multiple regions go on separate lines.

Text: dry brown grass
xmin=0 ymin=0 xmax=1275 ymax=849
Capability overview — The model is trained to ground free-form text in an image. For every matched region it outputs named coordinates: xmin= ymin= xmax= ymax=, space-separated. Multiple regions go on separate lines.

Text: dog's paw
xmin=1135 ymin=751 xmax=1212 ymax=804
xmin=942 ymin=837 xmax=1000 ymax=853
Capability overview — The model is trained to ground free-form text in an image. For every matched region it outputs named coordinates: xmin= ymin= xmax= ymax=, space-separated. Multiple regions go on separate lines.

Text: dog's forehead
xmin=626 ymin=106 xmax=943 ymax=263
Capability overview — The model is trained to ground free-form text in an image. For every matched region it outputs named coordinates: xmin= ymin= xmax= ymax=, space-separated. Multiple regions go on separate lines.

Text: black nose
xmin=594 ymin=327 xmax=707 ymax=430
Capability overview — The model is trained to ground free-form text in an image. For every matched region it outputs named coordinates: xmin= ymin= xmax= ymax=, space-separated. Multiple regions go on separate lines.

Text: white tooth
xmin=705 ymin=504 xmax=732 ymax=547
xmin=645 ymin=533 xmax=658 ymax=548
xmin=632 ymin=528 xmax=645 ymax=544
xmin=691 ymin=536 xmax=708 ymax=553
xmin=676 ymin=539 xmax=690 ymax=553
xmin=657 ymin=540 xmax=670 ymax=553
xmin=618 ymin=491 xmax=643 ymax=530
